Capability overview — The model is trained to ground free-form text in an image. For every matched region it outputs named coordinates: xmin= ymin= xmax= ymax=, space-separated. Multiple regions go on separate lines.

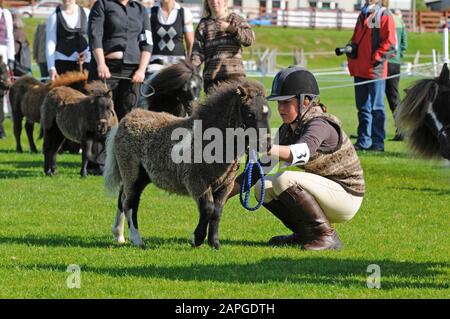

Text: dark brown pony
xmin=9 ymin=71 xmax=89 ymax=153
xmin=397 ymin=63 xmax=450 ymax=160
xmin=146 ymin=60 xmax=202 ymax=117
xmin=41 ymin=82 xmax=118 ymax=177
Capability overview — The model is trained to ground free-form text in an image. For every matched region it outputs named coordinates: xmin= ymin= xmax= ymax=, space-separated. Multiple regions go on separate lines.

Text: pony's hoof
xmin=190 ymin=234 xmax=205 ymax=247
xmin=30 ymin=149 xmax=38 ymax=154
xmin=208 ymin=239 xmax=221 ymax=250
xmin=114 ymin=236 xmax=125 ymax=244
xmin=80 ymin=170 xmax=88 ymax=178
xmin=45 ymin=170 xmax=53 ymax=176
xmin=16 ymin=149 xmax=23 ymax=154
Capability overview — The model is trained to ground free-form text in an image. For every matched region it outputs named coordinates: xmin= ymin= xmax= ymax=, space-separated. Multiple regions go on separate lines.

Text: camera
xmin=335 ymin=43 xmax=358 ymax=59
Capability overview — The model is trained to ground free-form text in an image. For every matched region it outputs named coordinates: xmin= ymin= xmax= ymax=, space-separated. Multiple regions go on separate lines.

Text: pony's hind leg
xmin=191 ymin=190 xmax=214 ymax=247
xmin=43 ymin=126 xmax=65 ymax=175
xmin=12 ymin=113 xmax=23 ymax=153
xmin=112 ymin=186 xmax=126 ymax=244
xmin=25 ymin=121 xmax=38 ymax=153
xmin=122 ymin=164 xmax=151 ymax=248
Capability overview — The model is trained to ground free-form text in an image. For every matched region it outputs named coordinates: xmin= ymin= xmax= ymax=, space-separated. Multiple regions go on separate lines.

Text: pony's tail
xmin=104 ymin=126 xmax=121 ymax=196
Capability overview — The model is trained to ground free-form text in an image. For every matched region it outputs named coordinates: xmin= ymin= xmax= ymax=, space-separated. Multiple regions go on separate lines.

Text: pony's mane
xmin=396 ymin=78 xmax=441 ymax=158
xmin=48 ymin=70 xmax=88 ymax=89
xmin=150 ymin=60 xmax=194 ymax=93
xmin=193 ymin=79 xmax=266 ymax=127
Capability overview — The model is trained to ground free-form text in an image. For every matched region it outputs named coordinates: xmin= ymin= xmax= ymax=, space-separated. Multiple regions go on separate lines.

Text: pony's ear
xmin=438 ymin=63 xmax=450 ymax=85
xmin=236 ymin=85 xmax=249 ymax=100
xmin=427 ymin=82 xmax=439 ymax=103
xmin=104 ymin=90 xmax=112 ymax=98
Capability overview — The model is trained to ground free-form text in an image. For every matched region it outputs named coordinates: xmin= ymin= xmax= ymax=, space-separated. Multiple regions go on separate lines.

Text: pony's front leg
xmin=208 ymin=184 xmax=233 ymax=250
xmin=191 ymin=190 xmax=214 ymax=247
xmin=80 ymin=138 xmax=94 ymax=177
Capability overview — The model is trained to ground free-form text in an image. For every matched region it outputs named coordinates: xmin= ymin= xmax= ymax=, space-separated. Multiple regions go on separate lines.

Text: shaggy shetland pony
xmin=41 ymin=82 xmax=118 ymax=177
xmin=9 ymin=71 xmax=89 ymax=153
xmin=397 ymin=63 xmax=450 ymax=160
xmin=104 ymin=80 xmax=271 ymax=249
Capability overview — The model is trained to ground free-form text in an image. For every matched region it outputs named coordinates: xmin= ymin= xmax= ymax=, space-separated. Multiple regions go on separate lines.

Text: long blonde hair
xmin=202 ymin=0 xmax=228 ymax=18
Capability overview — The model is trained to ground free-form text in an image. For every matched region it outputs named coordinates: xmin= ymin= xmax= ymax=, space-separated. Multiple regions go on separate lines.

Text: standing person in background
xmin=0 ymin=1 xmax=15 ymax=120
xmin=0 ymin=0 xmax=15 ymax=73
xmin=149 ymin=0 xmax=194 ymax=67
xmin=88 ymin=0 xmax=152 ymax=120
xmin=12 ymin=13 xmax=31 ymax=77
xmin=191 ymin=0 xmax=254 ymax=93
xmin=0 ymin=54 xmax=10 ymax=139
xmin=385 ymin=6 xmax=407 ymax=141
xmin=348 ymin=0 xmax=396 ymax=152
xmin=33 ymin=22 xmax=49 ymax=80
xmin=136 ymin=0 xmax=194 ymax=110
xmin=46 ymin=0 xmax=91 ymax=81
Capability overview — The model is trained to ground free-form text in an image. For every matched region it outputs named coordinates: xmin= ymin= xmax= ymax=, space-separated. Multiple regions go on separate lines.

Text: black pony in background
xmin=396 ymin=63 xmax=450 ymax=160
xmin=143 ymin=60 xmax=202 ymax=117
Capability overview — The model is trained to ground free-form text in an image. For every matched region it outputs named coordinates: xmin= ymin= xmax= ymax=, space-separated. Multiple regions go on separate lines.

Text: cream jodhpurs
xmin=254 ymin=171 xmax=364 ymax=223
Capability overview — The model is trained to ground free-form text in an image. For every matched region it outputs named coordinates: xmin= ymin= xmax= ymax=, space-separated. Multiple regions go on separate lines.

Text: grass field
xmin=0 ymin=70 xmax=449 ymax=298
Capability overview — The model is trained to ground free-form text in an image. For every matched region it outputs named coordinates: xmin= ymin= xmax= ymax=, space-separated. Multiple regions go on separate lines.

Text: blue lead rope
xmin=239 ymin=150 xmax=265 ymax=211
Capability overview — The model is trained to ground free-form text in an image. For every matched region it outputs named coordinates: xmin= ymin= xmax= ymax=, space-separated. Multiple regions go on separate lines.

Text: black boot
xmin=278 ymin=185 xmax=342 ymax=251
xmin=263 ymin=199 xmax=305 ymax=246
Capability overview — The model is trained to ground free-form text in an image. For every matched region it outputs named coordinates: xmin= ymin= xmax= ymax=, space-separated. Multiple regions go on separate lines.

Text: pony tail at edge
xmin=104 ymin=126 xmax=121 ymax=196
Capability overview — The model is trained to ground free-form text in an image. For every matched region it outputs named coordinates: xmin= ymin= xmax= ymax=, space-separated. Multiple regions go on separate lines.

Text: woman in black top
xmin=88 ymin=0 xmax=152 ymax=120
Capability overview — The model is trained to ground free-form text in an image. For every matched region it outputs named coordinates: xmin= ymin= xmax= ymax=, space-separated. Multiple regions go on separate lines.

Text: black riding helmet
xmin=267 ymin=66 xmax=320 ymax=101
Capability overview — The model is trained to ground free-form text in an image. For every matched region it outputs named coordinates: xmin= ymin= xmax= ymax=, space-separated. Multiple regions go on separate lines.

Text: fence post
xmin=432 ymin=49 xmax=438 ymax=77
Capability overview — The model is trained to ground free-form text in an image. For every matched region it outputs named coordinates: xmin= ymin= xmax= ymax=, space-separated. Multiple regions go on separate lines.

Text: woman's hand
xmin=217 ymin=20 xmax=230 ymax=32
xmin=131 ymin=68 xmax=146 ymax=83
xmin=97 ymin=63 xmax=111 ymax=79
xmin=50 ymin=69 xmax=59 ymax=81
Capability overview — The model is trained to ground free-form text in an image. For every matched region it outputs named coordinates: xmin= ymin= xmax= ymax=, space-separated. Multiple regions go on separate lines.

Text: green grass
xmin=0 ymin=73 xmax=449 ymax=298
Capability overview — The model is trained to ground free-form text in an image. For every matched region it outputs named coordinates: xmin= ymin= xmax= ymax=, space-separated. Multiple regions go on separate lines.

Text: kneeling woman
xmin=230 ymin=67 xmax=365 ymax=251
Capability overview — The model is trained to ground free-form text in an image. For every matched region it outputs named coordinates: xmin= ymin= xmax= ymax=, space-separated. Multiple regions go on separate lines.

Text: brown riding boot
xmin=278 ymin=185 xmax=342 ymax=251
xmin=263 ymin=199 xmax=305 ymax=246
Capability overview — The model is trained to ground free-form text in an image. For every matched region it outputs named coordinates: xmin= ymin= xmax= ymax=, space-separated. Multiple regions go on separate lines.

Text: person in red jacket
xmin=347 ymin=0 xmax=396 ymax=151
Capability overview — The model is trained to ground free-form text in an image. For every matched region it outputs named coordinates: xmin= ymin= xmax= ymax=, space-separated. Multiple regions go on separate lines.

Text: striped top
xmin=191 ymin=13 xmax=254 ymax=83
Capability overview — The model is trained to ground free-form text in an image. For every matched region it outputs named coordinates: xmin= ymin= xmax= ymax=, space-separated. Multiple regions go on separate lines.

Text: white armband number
xmin=288 ymin=143 xmax=310 ymax=166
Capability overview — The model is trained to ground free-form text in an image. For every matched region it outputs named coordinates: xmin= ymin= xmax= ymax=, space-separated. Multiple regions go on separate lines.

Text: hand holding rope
xmin=239 ymin=149 xmax=266 ymax=211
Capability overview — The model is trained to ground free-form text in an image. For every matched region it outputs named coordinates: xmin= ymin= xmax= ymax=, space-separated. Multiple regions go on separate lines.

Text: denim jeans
xmin=354 ymin=77 xmax=386 ymax=149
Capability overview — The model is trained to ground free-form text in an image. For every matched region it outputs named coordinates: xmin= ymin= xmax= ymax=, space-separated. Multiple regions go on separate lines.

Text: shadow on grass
xmin=0 ymin=169 xmax=43 ymax=179
xmin=0 ymin=234 xmax=268 ymax=249
xmin=17 ymin=258 xmax=450 ymax=290
xmin=0 ymin=160 xmax=81 ymax=179
xmin=1 ymin=160 xmax=79 ymax=170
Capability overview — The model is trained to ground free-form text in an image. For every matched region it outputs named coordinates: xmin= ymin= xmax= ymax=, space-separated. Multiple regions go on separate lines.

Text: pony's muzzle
xmin=97 ymin=119 xmax=108 ymax=135
xmin=259 ymin=134 xmax=272 ymax=153
xmin=439 ymin=127 xmax=450 ymax=160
